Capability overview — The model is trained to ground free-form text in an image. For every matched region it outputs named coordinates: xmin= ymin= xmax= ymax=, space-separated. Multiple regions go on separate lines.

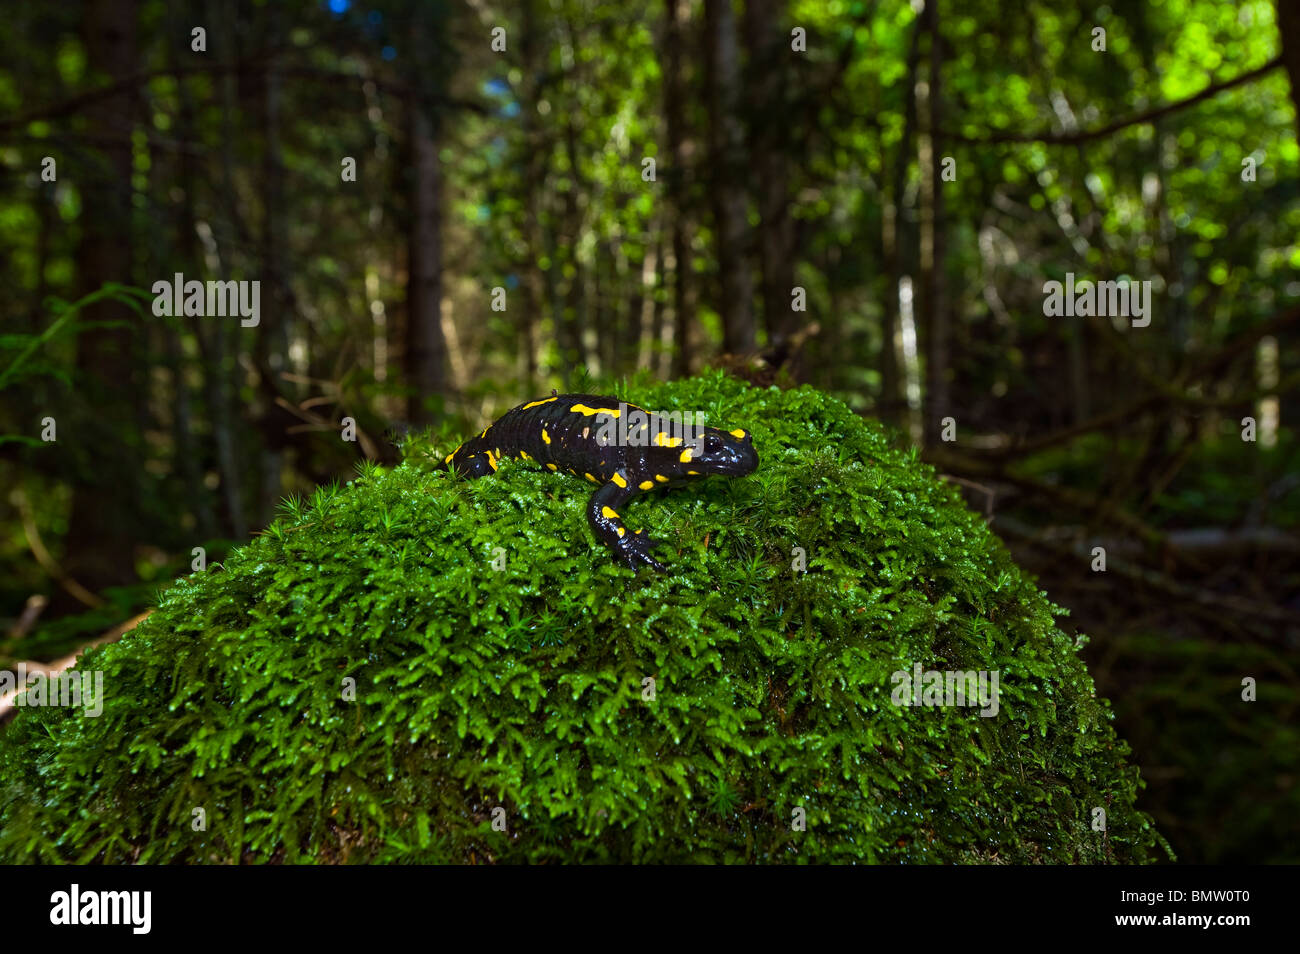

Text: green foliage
xmin=0 ymin=373 xmax=1168 ymax=863
xmin=0 ymin=284 xmax=149 ymax=446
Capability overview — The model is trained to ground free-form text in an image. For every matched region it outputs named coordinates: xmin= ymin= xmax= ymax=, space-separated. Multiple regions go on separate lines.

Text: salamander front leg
xmin=586 ymin=480 xmax=666 ymax=572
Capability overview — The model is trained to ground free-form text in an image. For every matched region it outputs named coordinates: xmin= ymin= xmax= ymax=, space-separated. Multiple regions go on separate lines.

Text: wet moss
xmin=0 ymin=372 xmax=1168 ymax=863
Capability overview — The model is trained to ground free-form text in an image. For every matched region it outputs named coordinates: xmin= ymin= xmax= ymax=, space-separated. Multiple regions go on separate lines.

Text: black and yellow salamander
xmin=444 ymin=393 xmax=759 ymax=571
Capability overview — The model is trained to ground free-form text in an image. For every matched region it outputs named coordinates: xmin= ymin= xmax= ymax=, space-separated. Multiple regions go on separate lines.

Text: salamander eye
xmin=705 ymin=433 xmax=722 ymax=452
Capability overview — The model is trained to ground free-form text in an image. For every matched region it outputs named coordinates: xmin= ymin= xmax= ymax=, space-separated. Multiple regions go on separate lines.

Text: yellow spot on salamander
xmin=639 ymin=480 xmax=654 ymax=491
xmin=486 ymin=450 xmax=498 ymax=471
xmin=611 ymin=472 xmax=627 ymax=488
xmin=570 ymin=403 xmax=620 ymax=418
xmin=687 ymin=470 xmax=700 ymax=475
xmin=480 ymin=427 xmax=489 ymax=439
xmin=547 ymin=463 xmax=558 ymax=471
xmin=444 ymin=451 xmax=455 ymax=465
xmin=584 ymin=473 xmax=598 ymax=483
xmin=679 ymin=449 xmax=693 ymax=463
xmin=617 ymin=527 xmax=626 ymax=538
xmin=654 ymin=475 xmax=668 ymax=483
xmin=520 ymin=451 xmax=531 ymax=461
xmin=654 ymin=432 xmax=683 ymax=447
xmin=523 ymin=397 xmax=558 ymax=409
xmin=541 ymin=427 xmax=551 ymax=444
xmin=601 ymin=506 xmax=620 ymax=519
xmin=730 ymin=428 xmax=747 ymax=439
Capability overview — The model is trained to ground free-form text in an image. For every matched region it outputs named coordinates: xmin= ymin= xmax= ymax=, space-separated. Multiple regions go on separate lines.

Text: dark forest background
xmin=1 ymin=0 xmax=1297 ymax=863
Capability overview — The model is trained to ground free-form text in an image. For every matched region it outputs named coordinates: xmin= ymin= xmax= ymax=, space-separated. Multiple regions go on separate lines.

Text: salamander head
xmin=449 ymin=450 xmax=496 ymax=478
xmin=695 ymin=427 xmax=758 ymax=477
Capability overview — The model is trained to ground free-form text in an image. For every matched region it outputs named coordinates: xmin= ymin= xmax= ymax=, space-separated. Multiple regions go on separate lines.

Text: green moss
xmin=0 ymin=372 xmax=1169 ymax=863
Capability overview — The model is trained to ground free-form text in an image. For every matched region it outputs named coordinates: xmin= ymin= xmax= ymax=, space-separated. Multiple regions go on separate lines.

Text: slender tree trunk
xmin=559 ymin=119 xmax=588 ymax=374
xmin=256 ymin=4 xmax=289 ymax=525
xmin=210 ymin=26 xmax=247 ymax=538
xmin=519 ymin=0 xmax=544 ymax=390
xmin=880 ymin=198 xmax=902 ymax=421
xmin=919 ymin=0 xmax=949 ymax=445
xmin=544 ymin=218 xmax=565 ymax=376
xmin=596 ymin=242 xmax=614 ymax=375
xmin=404 ymin=94 xmax=448 ymax=424
xmin=662 ymin=0 xmax=695 ymax=377
xmin=704 ymin=0 xmax=755 ymax=355
xmin=32 ymin=183 xmax=52 ymax=331
xmin=167 ymin=33 xmax=216 ymax=539
xmin=641 ymin=235 xmax=662 ymax=373
xmin=743 ymin=0 xmax=797 ymax=359
xmin=625 ymin=240 xmax=645 ymax=374
xmin=64 ymin=0 xmax=141 ymax=594
xmin=164 ymin=70 xmax=213 ymax=539
xmin=879 ymin=20 xmax=923 ymax=431
xmin=1277 ymin=0 xmax=1300 ymax=139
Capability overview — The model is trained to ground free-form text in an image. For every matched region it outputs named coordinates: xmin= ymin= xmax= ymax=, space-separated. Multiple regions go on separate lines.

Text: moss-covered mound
xmin=0 ymin=373 xmax=1167 ymax=863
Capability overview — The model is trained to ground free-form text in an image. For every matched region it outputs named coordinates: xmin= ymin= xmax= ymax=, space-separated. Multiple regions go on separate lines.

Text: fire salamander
xmin=444 ymin=393 xmax=759 ymax=571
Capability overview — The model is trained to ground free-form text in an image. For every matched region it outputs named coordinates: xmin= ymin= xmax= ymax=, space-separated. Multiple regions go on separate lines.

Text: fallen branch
xmin=966 ymin=304 xmax=1300 ymax=461
xmin=0 ymin=610 xmax=151 ymax=722
xmin=993 ymin=516 xmax=1300 ymax=631
xmin=925 ymin=446 xmax=1169 ymax=552
xmin=939 ymin=474 xmax=997 ymax=518
xmin=1086 ymin=527 xmax=1300 ymax=560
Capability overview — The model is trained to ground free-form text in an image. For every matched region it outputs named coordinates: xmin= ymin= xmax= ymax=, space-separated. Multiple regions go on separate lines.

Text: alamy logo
xmin=891 ymin=663 xmax=1000 ymax=717
xmin=0 ymin=664 xmax=104 ymax=717
xmin=49 ymin=884 xmax=151 ymax=934
xmin=151 ymin=273 xmax=260 ymax=327
xmin=1042 ymin=273 xmax=1151 ymax=327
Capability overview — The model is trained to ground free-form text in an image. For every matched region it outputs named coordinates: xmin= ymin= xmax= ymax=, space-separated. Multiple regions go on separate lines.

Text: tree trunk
xmin=519 ymin=0 xmax=544 ymax=390
xmin=919 ymin=0 xmax=949 ymax=445
xmin=557 ymin=117 xmax=588 ymax=374
xmin=208 ymin=18 xmax=247 ymax=539
xmin=1277 ymin=0 xmax=1300 ymax=139
xmin=256 ymin=3 xmax=289 ymax=525
xmin=404 ymin=93 xmax=448 ymax=424
xmin=662 ymin=0 xmax=695 ymax=377
xmin=878 ymin=23 xmax=923 ymax=426
xmin=166 ymin=53 xmax=215 ymax=539
xmin=743 ymin=0 xmax=797 ymax=360
xmin=625 ymin=240 xmax=645 ymax=374
xmin=64 ymin=0 xmax=141 ymax=594
xmin=704 ymin=0 xmax=755 ymax=355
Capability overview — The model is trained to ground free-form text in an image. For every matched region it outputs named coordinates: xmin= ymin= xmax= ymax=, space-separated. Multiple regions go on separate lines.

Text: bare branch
xmin=0 ymin=63 xmax=489 ymax=133
xmin=944 ymin=56 xmax=1282 ymax=146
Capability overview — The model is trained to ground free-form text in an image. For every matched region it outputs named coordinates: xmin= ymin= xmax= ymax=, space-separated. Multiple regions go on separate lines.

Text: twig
xmin=13 ymin=489 xmax=104 ymax=608
xmin=4 ymin=595 xmax=47 ymax=645
xmin=939 ymin=474 xmax=996 ymax=517
xmin=944 ymin=57 xmax=1282 ymax=145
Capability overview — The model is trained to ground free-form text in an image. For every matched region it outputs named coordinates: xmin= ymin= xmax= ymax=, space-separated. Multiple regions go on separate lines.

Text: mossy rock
xmin=0 ymin=372 xmax=1168 ymax=863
